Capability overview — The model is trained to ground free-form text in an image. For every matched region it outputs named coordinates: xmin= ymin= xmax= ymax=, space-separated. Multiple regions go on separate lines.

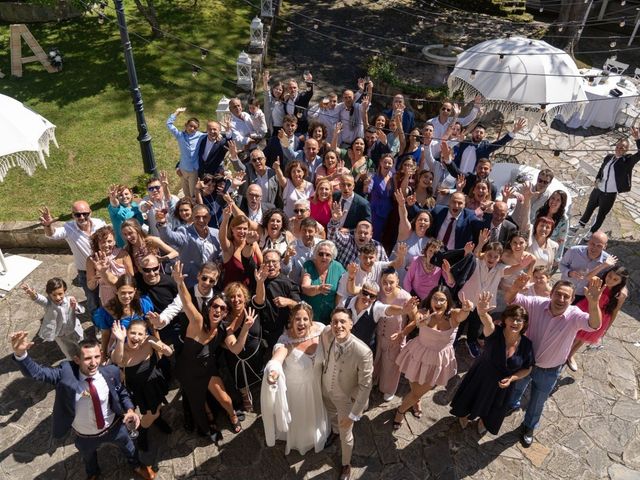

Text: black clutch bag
xmin=609 ymin=88 xmax=623 ymax=97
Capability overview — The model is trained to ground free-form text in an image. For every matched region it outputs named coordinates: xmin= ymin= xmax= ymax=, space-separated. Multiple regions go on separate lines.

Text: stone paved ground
xmin=0 ymin=246 xmax=639 ymax=480
xmin=2 ymin=1 xmax=640 ymax=478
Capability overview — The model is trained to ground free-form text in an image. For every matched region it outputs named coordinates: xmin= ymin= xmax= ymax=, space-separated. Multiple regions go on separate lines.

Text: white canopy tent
xmin=448 ymin=37 xmax=588 ymax=119
xmin=0 ymin=93 xmax=58 ymax=182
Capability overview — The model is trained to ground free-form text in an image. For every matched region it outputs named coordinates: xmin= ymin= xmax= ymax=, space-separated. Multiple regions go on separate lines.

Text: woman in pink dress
xmin=309 ymin=178 xmax=332 ymax=228
xmin=393 ymin=285 xmax=473 ymax=429
xmin=374 ymin=268 xmax=412 ymax=402
xmin=566 ymin=266 xmax=628 ymax=371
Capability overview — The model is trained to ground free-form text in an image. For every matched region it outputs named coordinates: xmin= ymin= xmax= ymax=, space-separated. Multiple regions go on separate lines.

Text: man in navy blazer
xmin=196 ymin=120 xmax=230 ymax=177
xmin=454 ymin=118 xmax=526 ymax=173
xmin=11 ymin=333 xmax=155 ymax=480
xmin=429 ymin=192 xmax=484 ymax=250
xmin=333 ymin=173 xmax=372 ymax=231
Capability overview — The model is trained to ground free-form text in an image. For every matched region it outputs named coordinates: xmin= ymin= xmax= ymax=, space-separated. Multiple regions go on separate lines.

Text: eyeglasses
xmin=73 ymin=212 xmax=90 ymax=218
xmin=537 ymin=178 xmax=551 ymax=185
xmin=264 ymin=259 xmax=279 ymax=265
xmin=317 ymin=252 xmax=332 ymax=257
xmin=507 ymin=317 xmax=525 ymax=324
xmin=251 ymin=157 xmax=265 ymax=163
xmin=360 ymin=290 xmax=377 ymax=299
xmin=147 ymin=185 xmax=161 ymax=192
xmin=141 ymin=266 xmax=160 ymax=273
xmin=248 ymin=193 xmax=262 ymax=198
xmin=293 ymin=208 xmax=307 ymax=214
xmin=200 ymin=275 xmax=217 ymax=283
xmin=441 ymin=107 xmax=451 ymax=112
xmin=211 ymin=303 xmax=228 ymax=311
xmin=194 ymin=215 xmax=209 ymax=221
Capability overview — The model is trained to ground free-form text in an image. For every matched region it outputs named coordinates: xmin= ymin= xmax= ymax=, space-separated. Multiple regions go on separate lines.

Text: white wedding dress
xmin=262 ymin=322 xmax=329 ymax=455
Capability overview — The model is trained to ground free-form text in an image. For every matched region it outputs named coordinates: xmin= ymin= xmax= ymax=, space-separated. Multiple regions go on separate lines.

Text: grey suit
xmin=320 ymin=326 xmax=373 ymax=465
xmin=233 ymin=159 xmax=282 ymax=210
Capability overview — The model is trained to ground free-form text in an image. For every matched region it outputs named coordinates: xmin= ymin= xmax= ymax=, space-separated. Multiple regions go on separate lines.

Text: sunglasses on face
xmin=73 ymin=212 xmax=90 ymax=218
xmin=441 ymin=107 xmax=451 ymax=112
xmin=294 ymin=208 xmax=307 ymax=214
xmin=200 ymin=275 xmax=217 ymax=283
xmin=142 ymin=265 xmax=160 ymax=273
xmin=360 ymin=290 xmax=377 ymax=299
xmin=211 ymin=303 xmax=228 ymax=311
xmin=537 ymin=178 xmax=551 ymax=185
xmin=147 ymin=185 xmax=161 ymax=192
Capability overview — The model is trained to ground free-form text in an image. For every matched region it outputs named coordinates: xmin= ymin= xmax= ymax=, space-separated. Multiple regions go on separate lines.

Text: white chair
xmin=615 ymin=102 xmax=640 ymax=128
xmin=603 ymin=58 xmax=629 ymax=75
xmin=633 ymin=67 xmax=640 ymax=81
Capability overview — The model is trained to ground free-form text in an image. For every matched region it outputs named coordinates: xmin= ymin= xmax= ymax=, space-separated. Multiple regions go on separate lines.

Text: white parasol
xmin=448 ymin=37 xmax=588 ymax=118
xmin=0 ymin=93 xmax=58 ymax=182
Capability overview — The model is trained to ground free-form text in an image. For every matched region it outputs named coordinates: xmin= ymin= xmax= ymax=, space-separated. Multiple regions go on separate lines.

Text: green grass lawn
xmin=0 ymin=0 xmax=251 ymax=222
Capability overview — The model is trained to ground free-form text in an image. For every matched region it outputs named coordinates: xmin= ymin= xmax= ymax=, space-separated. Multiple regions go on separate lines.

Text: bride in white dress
xmin=261 ymin=303 xmax=329 ymax=455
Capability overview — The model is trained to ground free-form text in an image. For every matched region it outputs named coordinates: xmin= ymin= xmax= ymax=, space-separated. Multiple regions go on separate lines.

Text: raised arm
xmin=451 ymin=292 xmax=473 ymax=327
xmin=224 ymin=307 xmax=257 ymax=354
xmin=272 ymin=157 xmax=287 ymax=190
xmin=584 ymin=276 xmax=604 ymax=330
xmin=171 ymin=260 xmax=203 ymax=329
xmin=218 ymin=204 xmax=234 ymax=254
xmin=395 ymin=190 xmax=412 ymax=241
xmin=476 ymin=291 xmax=496 ymax=338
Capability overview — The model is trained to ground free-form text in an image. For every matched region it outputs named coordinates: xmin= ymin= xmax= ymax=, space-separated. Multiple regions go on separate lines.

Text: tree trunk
xmin=132 ymin=0 xmax=161 ymax=38
xmin=556 ymin=0 xmax=593 ymax=57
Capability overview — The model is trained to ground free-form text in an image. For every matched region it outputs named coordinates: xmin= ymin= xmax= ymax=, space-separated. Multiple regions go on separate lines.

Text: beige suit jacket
xmin=320 ymin=326 xmax=373 ymax=419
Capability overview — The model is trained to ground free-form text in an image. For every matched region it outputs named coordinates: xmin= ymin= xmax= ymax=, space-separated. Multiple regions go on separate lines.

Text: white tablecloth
xmin=561 ymin=68 xmax=637 ymax=129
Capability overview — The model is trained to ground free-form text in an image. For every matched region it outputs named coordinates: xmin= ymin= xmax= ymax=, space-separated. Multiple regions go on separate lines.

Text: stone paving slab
xmin=0 ymin=248 xmax=639 ymax=479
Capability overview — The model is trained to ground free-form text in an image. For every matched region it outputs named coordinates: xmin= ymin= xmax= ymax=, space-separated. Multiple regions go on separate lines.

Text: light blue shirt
xmin=166 ymin=114 xmax=205 ymax=172
xmin=559 ymin=245 xmax=610 ymax=293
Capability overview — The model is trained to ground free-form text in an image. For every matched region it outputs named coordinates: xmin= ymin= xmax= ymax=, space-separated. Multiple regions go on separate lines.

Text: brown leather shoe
xmin=339 ymin=464 xmax=351 ymax=480
xmin=133 ymin=465 xmax=156 ymax=480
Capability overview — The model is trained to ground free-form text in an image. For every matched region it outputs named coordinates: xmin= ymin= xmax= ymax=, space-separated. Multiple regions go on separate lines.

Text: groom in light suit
xmin=321 ymin=307 xmax=373 ymax=480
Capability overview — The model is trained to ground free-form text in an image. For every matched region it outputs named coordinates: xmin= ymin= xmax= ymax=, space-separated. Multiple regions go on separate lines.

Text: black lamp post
xmin=113 ymin=0 xmax=157 ymax=176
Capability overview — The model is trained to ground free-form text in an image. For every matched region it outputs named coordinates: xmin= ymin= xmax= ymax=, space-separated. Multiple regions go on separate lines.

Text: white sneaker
xmin=383 ymin=393 xmax=395 ymax=402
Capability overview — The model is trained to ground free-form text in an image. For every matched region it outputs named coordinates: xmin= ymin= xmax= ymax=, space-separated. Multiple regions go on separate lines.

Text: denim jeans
xmin=74 ymin=421 xmax=139 ymax=476
xmin=509 ymin=364 xmax=562 ymax=430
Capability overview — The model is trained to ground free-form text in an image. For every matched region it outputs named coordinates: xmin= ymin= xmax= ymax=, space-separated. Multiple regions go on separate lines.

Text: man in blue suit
xmin=429 ymin=192 xmax=484 ymax=250
xmin=11 ymin=333 xmax=155 ymax=480
xmin=333 ymin=173 xmax=372 ymax=231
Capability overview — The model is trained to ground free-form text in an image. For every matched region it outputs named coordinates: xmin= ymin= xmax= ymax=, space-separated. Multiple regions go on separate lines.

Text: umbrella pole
xmin=114 ymin=0 xmax=157 ymax=176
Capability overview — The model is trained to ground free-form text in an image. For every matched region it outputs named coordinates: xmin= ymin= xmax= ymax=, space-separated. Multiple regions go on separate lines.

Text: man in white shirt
xmin=11 ymin=334 xmax=155 ymax=480
xmin=40 ymin=201 xmax=106 ymax=313
xmin=429 ymin=96 xmax=482 ymax=141
xmin=228 ymin=97 xmax=257 ymax=151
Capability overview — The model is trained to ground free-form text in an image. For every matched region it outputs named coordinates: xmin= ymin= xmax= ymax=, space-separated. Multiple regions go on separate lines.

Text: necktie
xmin=442 ymin=217 xmax=455 ymax=248
xmin=490 ymin=226 xmax=499 ymax=243
xmin=86 ymin=377 xmax=105 ymax=429
xmin=335 ymin=343 xmax=344 ymax=360
xmin=340 ymin=197 xmax=347 ymax=211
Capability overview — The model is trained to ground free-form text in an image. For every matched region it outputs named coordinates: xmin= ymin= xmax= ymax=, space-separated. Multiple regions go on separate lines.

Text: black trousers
xmin=455 ymin=308 xmax=482 ymax=344
xmin=579 ymin=188 xmax=617 ymax=233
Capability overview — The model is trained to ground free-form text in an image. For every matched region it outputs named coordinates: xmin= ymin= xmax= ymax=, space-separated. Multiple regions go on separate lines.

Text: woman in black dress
xmin=172 ymin=261 xmax=257 ymax=442
xmin=222 ymin=281 xmax=263 ymax=413
xmin=111 ymin=319 xmax=174 ymax=450
xmin=450 ymin=291 xmax=534 ymax=435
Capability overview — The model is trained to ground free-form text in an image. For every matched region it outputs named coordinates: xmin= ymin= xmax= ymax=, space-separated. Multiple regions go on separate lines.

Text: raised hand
xmin=513 ymin=117 xmax=527 ymax=133
xmin=69 ymin=296 xmax=78 ymax=310
xmin=262 ymin=70 xmax=270 ymax=89
xmin=442 ymin=259 xmax=451 ymax=275
xmin=402 ymin=296 xmax=420 ymax=316
xmin=159 ymin=170 xmax=169 ymax=186
xmin=459 ymin=291 xmax=474 ymax=312
xmin=452 ymin=103 xmax=461 ymax=117
xmin=513 ymin=272 xmax=530 ymax=292
xmin=92 ymin=251 xmax=109 ymax=274
xmin=10 ymin=331 xmax=34 ymax=357
xmin=246 ymin=229 xmax=260 ymax=245
xmin=478 ymin=228 xmax=490 ymax=246
xmin=396 ymin=242 xmax=408 ymax=257
xmin=456 ymin=174 xmax=466 ymax=191
xmin=476 ymin=291 xmax=495 ymax=314
xmin=631 ymin=126 xmax=639 ymax=140
xmin=273 ymin=157 xmax=282 ymax=172
xmin=108 ymin=184 xmax=119 ymax=201
xmin=222 ymin=203 xmax=233 ymax=219
xmin=243 ymin=307 xmax=257 ymax=329
xmin=254 ymin=262 xmax=268 ymax=283
xmin=175 ymin=107 xmax=187 ymax=115
xmin=463 ymin=241 xmax=475 ymax=256
xmin=21 ymin=283 xmax=37 ymax=298
xmin=39 ymin=205 xmax=54 ymax=226
xmin=474 ymin=94 xmax=482 ymax=107
xmin=394 ymin=189 xmax=405 ymax=205
xmin=111 ymin=320 xmax=127 ymax=343
xmin=357 ymin=77 xmax=365 ymax=91
xmin=232 ymin=171 xmax=246 ymax=188
xmin=334 ymin=121 xmax=343 ymax=136
xmin=501 ymin=183 xmax=514 ymax=200
xmin=155 ymin=209 xmax=167 ymax=223
xmin=227 ymin=139 xmax=238 ymax=158
xmin=584 ymin=276 xmax=604 ymax=303
xmin=405 ymin=194 xmax=417 ymax=207
xmin=604 ymin=255 xmax=618 ymax=267
xmin=171 ymin=260 xmax=186 ymax=285
xmin=347 ymin=262 xmax=359 ymax=276
xmin=331 ymin=201 xmax=343 ymax=221
xmin=146 ymin=311 xmax=163 ymax=329
xmin=440 ymin=140 xmax=451 ymax=160
xmin=277 ymin=129 xmax=287 ymax=144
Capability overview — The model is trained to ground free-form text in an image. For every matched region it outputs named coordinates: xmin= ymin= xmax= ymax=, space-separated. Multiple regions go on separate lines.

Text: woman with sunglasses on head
xmin=450 ymin=292 xmax=533 ymax=435
xmin=139 ymin=173 xmax=178 ymax=236
xmin=172 ymin=261 xmax=257 ymax=441
xmin=393 ymin=286 xmax=474 ymax=429
xmin=219 ymin=205 xmax=263 ymax=288
xmin=566 ymin=266 xmax=628 ymax=372
xmin=120 ymin=219 xmax=178 ymax=273
xmin=221 ymin=281 xmax=264 ymax=413
xmin=92 ymin=274 xmax=154 ymax=362
xmin=262 ymin=303 xmax=328 ymax=455
xmin=86 ymin=225 xmax=134 ymax=307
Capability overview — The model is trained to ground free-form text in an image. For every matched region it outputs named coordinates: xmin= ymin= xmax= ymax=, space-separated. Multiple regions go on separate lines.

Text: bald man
xmin=40 ymin=200 xmax=106 ymax=312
